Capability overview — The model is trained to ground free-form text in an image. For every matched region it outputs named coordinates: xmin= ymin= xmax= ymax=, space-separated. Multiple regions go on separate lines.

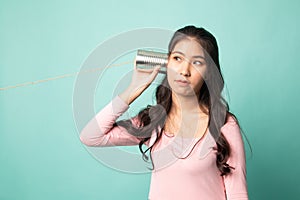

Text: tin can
xmin=135 ymin=49 xmax=168 ymax=73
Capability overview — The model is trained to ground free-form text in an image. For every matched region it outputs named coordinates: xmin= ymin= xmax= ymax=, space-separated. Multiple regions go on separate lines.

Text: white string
xmin=0 ymin=60 xmax=133 ymax=91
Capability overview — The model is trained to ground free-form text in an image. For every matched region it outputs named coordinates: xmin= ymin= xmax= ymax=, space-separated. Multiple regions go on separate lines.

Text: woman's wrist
xmin=119 ymin=86 xmax=139 ymax=105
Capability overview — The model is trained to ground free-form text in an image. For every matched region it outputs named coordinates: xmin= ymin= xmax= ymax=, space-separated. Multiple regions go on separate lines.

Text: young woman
xmin=80 ymin=25 xmax=249 ymax=200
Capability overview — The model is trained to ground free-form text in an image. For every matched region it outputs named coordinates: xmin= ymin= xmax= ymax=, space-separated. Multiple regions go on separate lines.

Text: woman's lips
xmin=175 ymin=79 xmax=190 ymax=87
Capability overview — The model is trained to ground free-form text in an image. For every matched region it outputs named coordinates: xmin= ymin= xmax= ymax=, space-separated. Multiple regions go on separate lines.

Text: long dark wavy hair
xmin=116 ymin=25 xmax=245 ymax=176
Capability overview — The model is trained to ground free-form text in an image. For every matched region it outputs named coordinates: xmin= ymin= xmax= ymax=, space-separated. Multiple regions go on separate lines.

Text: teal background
xmin=1 ymin=0 xmax=299 ymax=199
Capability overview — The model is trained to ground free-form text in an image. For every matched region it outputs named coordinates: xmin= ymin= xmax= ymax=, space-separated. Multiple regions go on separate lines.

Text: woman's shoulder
xmin=130 ymin=115 xmax=142 ymax=128
xmin=221 ymin=112 xmax=241 ymax=138
xmin=225 ymin=112 xmax=238 ymax=125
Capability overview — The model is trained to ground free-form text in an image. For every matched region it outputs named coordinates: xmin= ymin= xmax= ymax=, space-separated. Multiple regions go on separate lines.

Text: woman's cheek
xmin=166 ymin=63 xmax=179 ymax=76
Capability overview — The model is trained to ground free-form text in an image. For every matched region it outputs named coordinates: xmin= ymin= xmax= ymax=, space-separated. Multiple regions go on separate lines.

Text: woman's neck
xmin=164 ymin=92 xmax=209 ymax=137
xmin=169 ymin=92 xmax=203 ymax=115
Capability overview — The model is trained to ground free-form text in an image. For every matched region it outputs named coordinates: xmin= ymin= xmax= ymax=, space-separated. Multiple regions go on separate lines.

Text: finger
xmin=136 ymin=67 xmax=158 ymax=73
xmin=133 ymin=58 xmax=137 ymax=69
xmin=153 ymin=65 xmax=161 ymax=72
xmin=147 ymin=65 xmax=161 ymax=81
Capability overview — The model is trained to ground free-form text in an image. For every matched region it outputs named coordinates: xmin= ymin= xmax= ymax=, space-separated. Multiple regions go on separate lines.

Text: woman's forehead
xmin=172 ymin=39 xmax=205 ymax=57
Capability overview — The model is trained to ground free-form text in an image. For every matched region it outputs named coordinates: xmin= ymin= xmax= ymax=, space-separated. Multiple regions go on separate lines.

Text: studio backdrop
xmin=0 ymin=0 xmax=299 ymax=199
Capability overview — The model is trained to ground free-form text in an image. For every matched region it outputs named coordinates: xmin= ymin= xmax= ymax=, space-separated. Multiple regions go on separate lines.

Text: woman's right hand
xmin=119 ymin=61 xmax=161 ymax=105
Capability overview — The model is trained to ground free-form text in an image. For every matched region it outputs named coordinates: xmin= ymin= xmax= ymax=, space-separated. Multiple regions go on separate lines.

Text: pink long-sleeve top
xmin=80 ymin=95 xmax=248 ymax=200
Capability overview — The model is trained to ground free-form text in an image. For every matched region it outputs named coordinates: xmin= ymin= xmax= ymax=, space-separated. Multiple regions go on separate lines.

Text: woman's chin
xmin=171 ymin=88 xmax=198 ymax=98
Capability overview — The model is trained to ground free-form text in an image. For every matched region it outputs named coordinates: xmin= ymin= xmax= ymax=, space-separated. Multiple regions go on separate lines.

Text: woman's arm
xmin=79 ymin=95 xmax=141 ymax=147
xmin=80 ymin=65 xmax=161 ymax=147
xmin=221 ymin=116 xmax=249 ymax=200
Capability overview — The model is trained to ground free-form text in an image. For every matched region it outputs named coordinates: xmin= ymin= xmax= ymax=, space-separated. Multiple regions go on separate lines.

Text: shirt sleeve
xmin=221 ymin=116 xmax=249 ymax=200
xmin=79 ymin=95 xmax=142 ymax=147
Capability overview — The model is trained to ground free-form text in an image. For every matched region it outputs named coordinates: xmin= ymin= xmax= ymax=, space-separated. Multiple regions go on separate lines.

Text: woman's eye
xmin=173 ymin=56 xmax=182 ymax=61
xmin=193 ymin=60 xmax=203 ymax=65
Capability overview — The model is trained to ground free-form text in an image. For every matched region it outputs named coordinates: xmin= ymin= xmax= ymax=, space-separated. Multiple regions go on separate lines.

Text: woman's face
xmin=167 ymin=38 xmax=207 ymax=97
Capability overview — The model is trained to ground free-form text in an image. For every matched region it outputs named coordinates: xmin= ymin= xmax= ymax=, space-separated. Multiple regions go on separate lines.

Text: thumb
xmin=147 ymin=65 xmax=161 ymax=83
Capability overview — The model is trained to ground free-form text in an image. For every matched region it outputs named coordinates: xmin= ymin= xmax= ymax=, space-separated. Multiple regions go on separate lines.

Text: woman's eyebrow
xmin=171 ymin=51 xmax=205 ymax=59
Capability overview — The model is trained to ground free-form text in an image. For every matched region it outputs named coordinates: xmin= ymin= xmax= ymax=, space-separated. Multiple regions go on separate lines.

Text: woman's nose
xmin=179 ymin=60 xmax=191 ymax=77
